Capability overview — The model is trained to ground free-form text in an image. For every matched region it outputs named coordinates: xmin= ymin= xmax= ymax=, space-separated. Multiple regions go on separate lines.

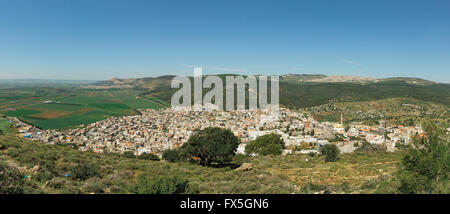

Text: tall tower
xmin=340 ymin=113 xmax=343 ymax=126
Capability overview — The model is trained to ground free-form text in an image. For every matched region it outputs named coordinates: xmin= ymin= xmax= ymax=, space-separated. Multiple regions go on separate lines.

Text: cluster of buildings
xmin=10 ymin=107 xmax=425 ymax=156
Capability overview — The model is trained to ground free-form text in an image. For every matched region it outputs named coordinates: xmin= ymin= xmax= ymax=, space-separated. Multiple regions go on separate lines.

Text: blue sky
xmin=1 ymin=0 xmax=449 ymax=82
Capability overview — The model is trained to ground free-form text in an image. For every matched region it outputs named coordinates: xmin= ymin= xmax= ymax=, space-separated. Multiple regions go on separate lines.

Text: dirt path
xmin=139 ymin=96 xmax=169 ymax=109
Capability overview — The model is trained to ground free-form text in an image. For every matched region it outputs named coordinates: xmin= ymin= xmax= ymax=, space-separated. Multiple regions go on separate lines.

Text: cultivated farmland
xmin=1 ymin=87 xmax=166 ymax=130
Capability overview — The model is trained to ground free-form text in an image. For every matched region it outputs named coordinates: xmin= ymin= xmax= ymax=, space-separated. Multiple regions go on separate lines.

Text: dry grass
xmin=0 ymin=131 xmax=405 ymax=194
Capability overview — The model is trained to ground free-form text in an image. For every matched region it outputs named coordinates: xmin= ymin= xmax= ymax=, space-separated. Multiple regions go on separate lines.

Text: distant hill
xmin=279 ymin=74 xmax=327 ymax=83
xmin=308 ymin=75 xmax=376 ymax=83
xmin=377 ymin=77 xmax=436 ymax=85
xmin=0 ymin=79 xmax=96 ymax=88
xmin=0 ymin=79 xmax=96 ymax=84
xmin=280 ymin=75 xmax=437 ymax=85
xmin=89 ymin=74 xmax=450 ymax=109
xmin=90 ymin=76 xmax=175 ymax=90
xmin=308 ymin=97 xmax=450 ymax=125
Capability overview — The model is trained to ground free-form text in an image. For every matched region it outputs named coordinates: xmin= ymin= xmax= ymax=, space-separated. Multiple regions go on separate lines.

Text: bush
xmin=180 ymin=127 xmax=240 ymax=166
xmin=46 ymin=177 xmax=70 ymax=189
xmin=32 ymin=171 xmax=54 ymax=183
xmin=320 ymin=144 xmax=340 ymax=162
xmin=245 ymin=134 xmax=285 ymax=155
xmin=300 ymin=182 xmax=325 ymax=193
xmin=69 ymin=163 xmax=99 ymax=181
xmin=355 ymin=141 xmax=387 ymax=153
xmin=129 ymin=174 xmax=191 ymax=194
xmin=0 ymin=164 xmax=24 ymax=194
xmin=162 ymin=149 xmax=182 ymax=162
xmin=396 ymin=122 xmax=449 ymax=194
xmin=122 ymin=151 xmax=136 ymax=158
xmin=83 ymin=177 xmax=104 ymax=193
xmin=137 ymin=153 xmax=160 ymax=161
xmin=231 ymin=154 xmax=249 ymax=166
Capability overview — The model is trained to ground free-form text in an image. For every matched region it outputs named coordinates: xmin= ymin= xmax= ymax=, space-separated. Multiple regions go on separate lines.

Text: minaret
xmin=340 ymin=113 xmax=343 ymax=126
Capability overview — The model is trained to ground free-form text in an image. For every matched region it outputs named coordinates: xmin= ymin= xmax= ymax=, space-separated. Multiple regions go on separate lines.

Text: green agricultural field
xmin=21 ymin=111 xmax=116 ymax=130
xmin=0 ymin=87 xmax=167 ymax=130
xmin=0 ymin=118 xmax=9 ymax=132
xmin=0 ymin=87 xmax=73 ymax=111
xmin=89 ymin=103 xmax=130 ymax=110
xmin=5 ymin=109 xmax=41 ymax=117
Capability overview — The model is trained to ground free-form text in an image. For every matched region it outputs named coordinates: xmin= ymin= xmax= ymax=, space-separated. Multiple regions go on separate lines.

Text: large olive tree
xmin=245 ymin=134 xmax=285 ymax=155
xmin=180 ymin=127 xmax=240 ymax=166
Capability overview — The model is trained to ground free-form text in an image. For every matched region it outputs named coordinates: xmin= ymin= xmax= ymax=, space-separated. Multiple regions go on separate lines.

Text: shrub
xmin=300 ymin=182 xmax=325 ymax=193
xmin=83 ymin=177 xmax=104 ymax=193
xmin=245 ymin=134 xmax=285 ymax=155
xmin=162 ymin=149 xmax=182 ymax=162
xmin=180 ymin=127 xmax=240 ymax=166
xmin=320 ymin=144 xmax=340 ymax=162
xmin=46 ymin=177 xmax=70 ymax=189
xmin=396 ymin=122 xmax=449 ymax=194
xmin=32 ymin=171 xmax=54 ymax=183
xmin=355 ymin=141 xmax=387 ymax=152
xmin=129 ymin=174 xmax=190 ymax=194
xmin=231 ymin=154 xmax=249 ymax=166
xmin=0 ymin=164 xmax=24 ymax=194
xmin=122 ymin=151 xmax=136 ymax=158
xmin=69 ymin=163 xmax=99 ymax=181
xmin=137 ymin=153 xmax=160 ymax=161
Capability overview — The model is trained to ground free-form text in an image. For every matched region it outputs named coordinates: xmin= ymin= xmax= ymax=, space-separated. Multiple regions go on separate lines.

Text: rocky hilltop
xmin=309 ymin=75 xmax=377 ymax=83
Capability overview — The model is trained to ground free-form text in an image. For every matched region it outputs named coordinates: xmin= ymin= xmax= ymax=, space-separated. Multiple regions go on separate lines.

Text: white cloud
xmin=341 ymin=59 xmax=363 ymax=66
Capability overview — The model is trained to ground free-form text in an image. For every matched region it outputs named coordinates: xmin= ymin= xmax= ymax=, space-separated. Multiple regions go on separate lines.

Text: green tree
xmin=245 ymin=134 xmax=285 ymax=155
xmin=320 ymin=144 xmax=340 ymax=162
xmin=397 ymin=122 xmax=449 ymax=193
xmin=180 ymin=127 xmax=239 ymax=166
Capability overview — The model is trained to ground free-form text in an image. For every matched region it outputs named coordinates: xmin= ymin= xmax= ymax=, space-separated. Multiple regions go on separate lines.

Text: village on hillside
xmin=6 ymin=106 xmax=427 ymax=157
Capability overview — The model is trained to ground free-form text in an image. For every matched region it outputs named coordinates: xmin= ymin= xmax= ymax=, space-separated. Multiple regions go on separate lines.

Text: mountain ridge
xmin=91 ymin=74 xmax=439 ymax=86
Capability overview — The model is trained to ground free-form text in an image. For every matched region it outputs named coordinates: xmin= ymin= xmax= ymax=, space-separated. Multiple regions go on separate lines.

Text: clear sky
xmin=1 ymin=0 xmax=449 ymax=82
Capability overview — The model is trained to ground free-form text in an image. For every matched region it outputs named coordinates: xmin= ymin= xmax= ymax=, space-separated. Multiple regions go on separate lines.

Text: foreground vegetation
xmin=0 ymin=128 xmax=418 ymax=194
xmin=0 ymin=97 xmax=448 ymax=194
xmin=395 ymin=122 xmax=449 ymax=193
